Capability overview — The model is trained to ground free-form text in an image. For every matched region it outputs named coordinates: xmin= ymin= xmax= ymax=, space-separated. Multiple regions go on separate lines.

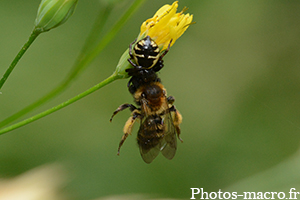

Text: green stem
xmin=0 ymin=7 xmax=111 ymax=129
xmin=0 ymin=0 xmax=145 ymax=128
xmin=79 ymin=4 xmax=113 ymax=54
xmin=0 ymin=30 xmax=41 ymax=89
xmin=65 ymin=4 xmax=114 ymax=80
xmin=0 ymin=73 xmax=121 ymax=135
xmin=69 ymin=0 xmax=146 ymax=79
xmin=0 ymin=5 xmax=113 ymax=128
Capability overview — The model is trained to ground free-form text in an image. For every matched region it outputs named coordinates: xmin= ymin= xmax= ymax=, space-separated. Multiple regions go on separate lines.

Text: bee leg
xmin=118 ymin=110 xmax=141 ymax=155
xmin=110 ymin=104 xmax=137 ymax=122
xmin=167 ymin=95 xmax=175 ymax=105
xmin=169 ymin=105 xmax=183 ymax=143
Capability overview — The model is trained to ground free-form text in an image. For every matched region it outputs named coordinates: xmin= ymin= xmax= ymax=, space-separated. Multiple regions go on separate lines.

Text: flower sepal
xmin=112 ymin=49 xmax=131 ymax=79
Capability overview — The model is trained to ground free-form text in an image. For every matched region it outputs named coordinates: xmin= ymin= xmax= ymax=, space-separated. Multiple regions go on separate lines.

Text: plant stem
xmin=79 ymin=4 xmax=113 ymax=54
xmin=0 ymin=30 xmax=41 ymax=89
xmin=0 ymin=0 xmax=145 ymax=128
xmin=0 ymin=73 xmax=121 ymax=135
xmin=0 ymin=5 xmax=113 ymax=129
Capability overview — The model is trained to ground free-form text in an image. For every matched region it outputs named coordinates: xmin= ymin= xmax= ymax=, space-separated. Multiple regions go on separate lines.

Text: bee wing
xmin=137 ymin=117 xmax=161 ymax=164
xmin=137 ymin=99 xmax=177 ymax=163
xmin=139 ymin=144 xmax=160 ymax=164
xmin=159 ymin=109 xmax=177 ymax=160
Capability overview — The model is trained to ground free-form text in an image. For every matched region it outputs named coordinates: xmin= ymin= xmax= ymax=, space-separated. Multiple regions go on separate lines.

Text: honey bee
xmin=110 ymin=36 xmax=182 ymax=163
xmin=110 ymin=79 xmax=182 ymax=163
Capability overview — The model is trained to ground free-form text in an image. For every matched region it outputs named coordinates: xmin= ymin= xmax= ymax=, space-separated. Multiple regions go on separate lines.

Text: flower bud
xmin=34 ymin=0 xmax=78 ymax=32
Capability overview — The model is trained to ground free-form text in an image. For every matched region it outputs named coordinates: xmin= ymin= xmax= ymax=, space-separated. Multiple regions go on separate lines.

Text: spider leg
xmin=129 ymin=38 xmax=137 ymax=59
xmin=159 ymin=38 xmax=173 ymax=61
xmin=127 ymin=58 xmax=138 ymax=68
xmin=152 ymin=39 xmax=173 ymax=73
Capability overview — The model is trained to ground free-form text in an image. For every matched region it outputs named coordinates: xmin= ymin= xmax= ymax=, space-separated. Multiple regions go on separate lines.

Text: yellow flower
xmin=113 ymin=1 xmax=193 ymax=78
xmin=138 ymin=1 xmax=193 ymax=51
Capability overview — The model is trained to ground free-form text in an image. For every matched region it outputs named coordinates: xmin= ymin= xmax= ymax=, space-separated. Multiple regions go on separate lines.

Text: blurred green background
xmin=1 ymin=0 xmax=300 ymax=199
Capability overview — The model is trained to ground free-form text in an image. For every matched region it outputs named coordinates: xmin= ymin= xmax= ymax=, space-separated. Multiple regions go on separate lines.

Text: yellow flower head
xmin=138 ymin=1 xmax=193 ymax=51
xmin=113 ymin=1 xmax=193 ymax=78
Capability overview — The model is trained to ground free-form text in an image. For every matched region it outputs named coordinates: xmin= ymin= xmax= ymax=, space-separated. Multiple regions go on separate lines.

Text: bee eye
xmin=141 ymin=92 xmax=147 ymax=98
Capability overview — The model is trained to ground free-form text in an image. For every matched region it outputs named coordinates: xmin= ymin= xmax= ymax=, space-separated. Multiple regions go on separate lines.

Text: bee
xmin=110 ymin=78 xmax=183 ymax=163
xmin=110 ymin=36 xmax=182 ymax=163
